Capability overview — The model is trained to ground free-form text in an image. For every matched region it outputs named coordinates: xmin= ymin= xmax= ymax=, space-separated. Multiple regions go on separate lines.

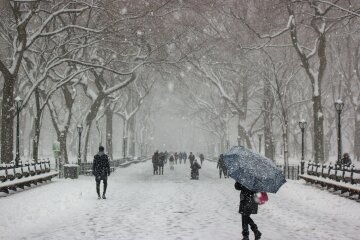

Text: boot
xmin=102 ymin=194 xmax=106 ymax=199
xmin=241 ymin=236 xmax=249 ymax=240
xmin=254 ymin=230 xmax=262 ymax=240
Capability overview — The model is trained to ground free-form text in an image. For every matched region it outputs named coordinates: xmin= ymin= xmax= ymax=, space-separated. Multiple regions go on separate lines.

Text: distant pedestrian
xmin=159 ymin=152 xmax=165 ymax=175
xmin=234 ymin=182 xmax=262 ymax=240
xmin=217 ymin=154 xmax=228 ymax=178
xmin=184 ymin=152 xmax=187 ymax=164
xmin=92 ymin=146 xmax=110 ymax=199
xmin=189 ymin=152 xmax=195 ymax=166
xmin=199 ymin=153 xmax=205 ymax=165
xmin=152 ymin=151 xmax=160 ymax=175
xmin=190 ymin=159 xmax=201 ymax=180
xmin=169 ymin=155 xmax=175 ymax=170
xmin=174 ymin=152 xmax=178 ymax=164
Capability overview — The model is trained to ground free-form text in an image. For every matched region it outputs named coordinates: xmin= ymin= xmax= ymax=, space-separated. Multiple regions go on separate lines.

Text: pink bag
xmin=255 ymin=192 xmax=269 ymax=205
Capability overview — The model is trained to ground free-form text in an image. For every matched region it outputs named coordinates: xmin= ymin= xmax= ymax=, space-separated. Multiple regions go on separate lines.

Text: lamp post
xmin=258 ymin=133 xmax=263 ymax=153
xmin=299 ymin=120 xmax=307 ymax=174
xmin=77 ymin=124 xmax=83 ymax=165
xmin=14 ymin=96 xmax=23 ymax=167
xmin=335 ymin=99 xmax=344 ymax=165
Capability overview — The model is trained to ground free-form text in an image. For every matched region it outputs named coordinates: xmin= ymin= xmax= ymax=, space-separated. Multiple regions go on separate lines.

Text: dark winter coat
xmin=92 ymin=152 xmax=110 ymax=179
xmin=169 ymin=155 xmax=174 ymax=162
xmin=189 ymin=154 xmax=195 ymax=164
xmin=152 ymin=153 xmax=159 ymax=165
xmin=217 ymin=156 xmax=225 ymax=169
xmin=199 ymin=153 xmax=204 ymax=161
xmin=234 ymin=182 xmax=258 ymax=215
xmin=159 ymin=154 xmax=165 ymax=166
xmin=340 ymin=156 xmax=352 ymax=167
xmin=191 ymin=161 xmax=201 ymax=173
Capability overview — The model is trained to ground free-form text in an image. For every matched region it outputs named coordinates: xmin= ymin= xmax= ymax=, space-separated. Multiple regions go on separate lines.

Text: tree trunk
xmin=263 ymin=81 xmax=274 ymax=160
xmin=354 ymin=104 xmax=360 ymax=161
xmin=58 ymin=131 xmax=68 ymax=164
xmin=0 ymin=73 xmax=15 ymax=163
xmin=282 ymin=121 xmax=289 ymax=167
xmin=83 ymin=95 xmax=104 ymax=162
xmin=105 ymin=105 xmax=113 ymax=159
xmin=313 ymin=95 xmax=325 ymax=163
xmin=128 ymin=116 xmax=136 ymax=157
xmin=32 ymin=89 xmax=42 ymax=162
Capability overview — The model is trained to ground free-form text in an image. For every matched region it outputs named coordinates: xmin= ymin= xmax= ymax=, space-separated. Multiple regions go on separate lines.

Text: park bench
xmin=0 ymin=161 xmax=58 ymax=195
xmin=300 ymin=161 xmax=360 ymax=200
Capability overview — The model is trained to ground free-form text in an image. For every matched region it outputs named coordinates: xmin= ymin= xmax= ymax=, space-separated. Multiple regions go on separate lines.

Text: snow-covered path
xmin=1 ymin=160 xmax=360 ymax=240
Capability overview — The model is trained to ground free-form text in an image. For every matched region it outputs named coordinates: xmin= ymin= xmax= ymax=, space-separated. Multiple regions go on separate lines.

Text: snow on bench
xmin=300 ymin=174 xmax=360 ymax=199
xmin=0 ymin=160 xmax=58 ymax=195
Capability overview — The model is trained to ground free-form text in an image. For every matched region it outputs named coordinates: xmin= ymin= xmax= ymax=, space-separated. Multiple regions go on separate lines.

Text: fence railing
xmin=305 ymin=162 xmax=360 ymax=185
xmin=276 ymin=164 xmax=300 ymax=180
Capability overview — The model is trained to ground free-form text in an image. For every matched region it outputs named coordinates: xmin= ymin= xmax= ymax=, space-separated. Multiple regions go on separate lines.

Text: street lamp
xmin=334 ymin=99 xmax=344 ymax=165
xmin=258 ymin=133 xmax=263 ymax=153
xmin=298 ymin=120 xmax=307 ymax=174
xmin=14 ymin=96 xmax=23 ymax=167
xmin=77 ymin=124 xmax=83 ymax=165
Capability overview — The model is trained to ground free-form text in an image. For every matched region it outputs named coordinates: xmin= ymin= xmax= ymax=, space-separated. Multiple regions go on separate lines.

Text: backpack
xmin=254 ymin=192 xmax=268 ymax=205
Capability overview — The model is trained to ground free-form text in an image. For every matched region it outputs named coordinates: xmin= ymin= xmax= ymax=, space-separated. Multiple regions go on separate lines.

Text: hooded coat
xmin=235 ymin=182 xmax=258 ymax=215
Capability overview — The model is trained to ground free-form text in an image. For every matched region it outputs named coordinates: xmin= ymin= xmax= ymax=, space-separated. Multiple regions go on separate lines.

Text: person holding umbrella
xmin=235 ymin=182 xmax=261 ymax=240
xmin=224 ymin=146 xmax=287 ymax=240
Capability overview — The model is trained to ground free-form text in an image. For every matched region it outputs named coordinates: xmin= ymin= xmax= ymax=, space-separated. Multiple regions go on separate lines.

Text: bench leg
xmin=0 ymin=187 xmax=9 ymax=194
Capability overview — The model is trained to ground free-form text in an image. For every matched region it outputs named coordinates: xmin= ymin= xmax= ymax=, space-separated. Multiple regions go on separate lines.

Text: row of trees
xmin=174 ymin=0 xmax=360 ymax=164
xmin=0 ymin=0 xmax=359 ymax=165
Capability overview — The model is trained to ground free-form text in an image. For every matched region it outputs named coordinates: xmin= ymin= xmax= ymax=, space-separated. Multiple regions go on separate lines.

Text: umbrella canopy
xmin=224 ymin=146 xmax=286 ymax=193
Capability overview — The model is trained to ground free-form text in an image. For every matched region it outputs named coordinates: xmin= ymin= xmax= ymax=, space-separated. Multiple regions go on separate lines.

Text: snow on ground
xmin=1 ymin=160 xmax=359 ymax=240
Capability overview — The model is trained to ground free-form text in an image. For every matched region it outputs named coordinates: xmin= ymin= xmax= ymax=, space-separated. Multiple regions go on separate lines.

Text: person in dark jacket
xmin=92 ymin=146 xmax=110 ymax=199
xmin=184 ymin=152 xmax=187 ymax=164
xmin=189 ymin=152 xmax=195 ymax=166
xmin=169 ymin=155 xmax=175 ymax=170
xmin=190 ymin=159 xmax=201 ymax=179
xmin=217 ymin=154 xmax=228 ymax=178
xmin=174 ymin=152 xmax=178 ymax=164
xmin=152 ymin=151 xmax=160 ymax=175
xmin=340 ymin=153 xmax=352 ymax=167
xmin=199 ymin=153 xmax=205 ymax=165
xmin=159 ymin=152 xmax=165 ymax=175
xmin=235 ymin=182 xmax=261 ymax=240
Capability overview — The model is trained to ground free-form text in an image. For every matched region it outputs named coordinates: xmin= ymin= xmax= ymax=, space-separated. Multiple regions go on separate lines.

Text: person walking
xmin=92 ymin=146 xmax=110 ymax=199
xmin=174 ymin=152 xmax=178 ymax=164
xmin=234 ymin=182 xmax=262 ymax=240
xmin=152 ymin=151 xmax=160 ymax=175
xmin=184 ymin=152 xmax=187 ymax=164
xmin=217 ymin=154 xmax=228 ymax=178
xmin=169 ymin=154 xmax=175 ymax=170
xmin=159 ymin=152 xmax=165 ymax=175
xmin=189 ymin=152 xmax=195 ymax=166
xmin=199 ymin=153 xmax=205 ymax=166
